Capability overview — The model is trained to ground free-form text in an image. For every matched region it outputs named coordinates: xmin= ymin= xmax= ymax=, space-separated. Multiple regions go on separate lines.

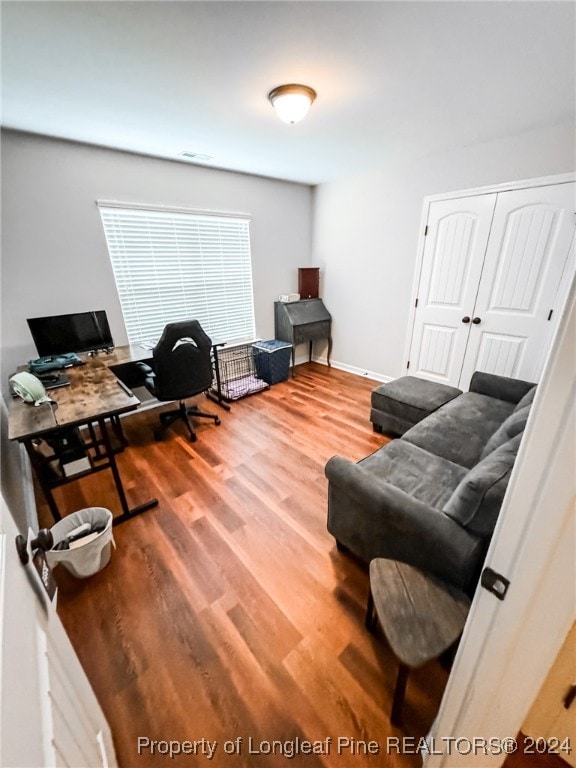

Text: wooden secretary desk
xmin=274 ymin=299 xmax=332 ymax=376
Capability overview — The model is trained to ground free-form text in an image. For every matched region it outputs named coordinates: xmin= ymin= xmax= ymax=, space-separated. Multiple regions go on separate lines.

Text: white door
xmin=459 ymin=182 xmax=575 ymax=386
xmin=0 ymin=492 xmax=117 ymax=768
xmin=423 ymin=280 xmax=576 ymax=768
xmin=408 ymin=194 xmax=497 ymax=386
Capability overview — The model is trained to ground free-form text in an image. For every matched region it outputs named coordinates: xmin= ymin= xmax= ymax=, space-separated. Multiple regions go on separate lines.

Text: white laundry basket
xmin=46 ymin=507 xmax=114 ymax=578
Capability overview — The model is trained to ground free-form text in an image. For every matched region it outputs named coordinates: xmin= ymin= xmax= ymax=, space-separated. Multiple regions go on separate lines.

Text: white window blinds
xmin=98 ymin=204 xmax=256 ymax=345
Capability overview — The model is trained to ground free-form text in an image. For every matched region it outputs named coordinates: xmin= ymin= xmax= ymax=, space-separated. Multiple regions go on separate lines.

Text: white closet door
xmin=409 ymin=195 xmax=497 ymax=386
xmin=460 ymin=182 xmax=575 ymax=387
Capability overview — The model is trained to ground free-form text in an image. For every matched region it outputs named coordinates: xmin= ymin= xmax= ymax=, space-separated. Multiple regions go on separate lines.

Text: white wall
xmin=0 ymin=130 xmax=312 ymax=383
xmin=3 ymin=121 xmax=574 ymax=387
xmin=312 ymin=120 xmax=575 ymax=380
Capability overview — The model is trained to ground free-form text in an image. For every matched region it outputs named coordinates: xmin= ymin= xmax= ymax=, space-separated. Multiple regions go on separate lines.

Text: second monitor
xmin=27 ymin=309 xmax=115 ymax=359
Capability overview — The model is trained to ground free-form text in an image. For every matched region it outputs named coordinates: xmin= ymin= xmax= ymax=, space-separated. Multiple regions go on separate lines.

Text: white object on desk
xmin=278 ymin=293 xmax=300 ymax=302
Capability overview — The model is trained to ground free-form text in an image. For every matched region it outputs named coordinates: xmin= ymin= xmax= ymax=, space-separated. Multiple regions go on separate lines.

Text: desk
xmin=274 ymin=299 xmax=332 ymax=376
xmin=108 ymin=341 xmax=230 ymax=411
xmin=8 ymin=347 xmax=159 ymax=526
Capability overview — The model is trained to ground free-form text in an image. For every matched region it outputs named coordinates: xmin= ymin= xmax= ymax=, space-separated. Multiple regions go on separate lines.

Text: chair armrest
xmin=468 ymin=371 xmax=535 ymax=404
xmin=135 ymin=361 xmax=154 ymax=376
xmin=134 ymin=361 xmax=156 ymax=394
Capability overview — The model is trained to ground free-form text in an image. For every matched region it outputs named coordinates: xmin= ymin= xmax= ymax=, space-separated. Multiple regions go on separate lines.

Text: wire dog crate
xmin=212 ymin=342 xmax=269 ymax=401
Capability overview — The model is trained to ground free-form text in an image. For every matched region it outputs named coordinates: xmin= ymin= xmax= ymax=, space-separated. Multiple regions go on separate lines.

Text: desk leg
xmin=112 ymin=414 xmax=129 ymax=446
xmin=97 ymin=417 xmax=158 ymax=524
xmin=327 ymin=335 xmax=332 ymax=367
xmin=365 ymin=586 xmax=376 ymax=631
xmin=309 ymin=340 xmax=313 ymax=363
xmin=24 ymin=441 xmax=62 ymax=522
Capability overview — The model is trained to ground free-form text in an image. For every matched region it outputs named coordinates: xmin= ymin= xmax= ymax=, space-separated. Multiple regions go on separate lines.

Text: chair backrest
xmin=152 ymin=320 xmax=213 ymax=401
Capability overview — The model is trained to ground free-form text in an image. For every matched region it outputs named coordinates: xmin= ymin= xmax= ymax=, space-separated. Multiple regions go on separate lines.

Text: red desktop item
xmin=298 ymin=267 xmax=320 ymax=299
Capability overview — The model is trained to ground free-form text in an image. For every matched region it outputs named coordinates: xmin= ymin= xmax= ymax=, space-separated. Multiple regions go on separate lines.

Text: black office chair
xmin=138 ymin=320 xmax=221 ymax=442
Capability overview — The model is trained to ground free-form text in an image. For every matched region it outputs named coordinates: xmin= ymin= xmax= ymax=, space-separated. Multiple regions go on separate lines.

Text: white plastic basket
xmin=46 ymin=507 xmax=115 ymax=578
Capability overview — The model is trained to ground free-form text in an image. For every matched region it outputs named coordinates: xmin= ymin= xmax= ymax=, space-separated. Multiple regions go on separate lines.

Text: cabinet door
xmin=409 ymin=195 xmax=497 ymax=386
xmin=459 ymin=182 xmax=575 ymax=387
xmin=522 ymin=622 xmax=576 ymax=768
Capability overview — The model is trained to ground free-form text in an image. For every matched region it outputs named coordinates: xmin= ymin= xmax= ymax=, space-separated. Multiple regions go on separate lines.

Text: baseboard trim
xmin=305 ymin=356 xmax=393 ymax=383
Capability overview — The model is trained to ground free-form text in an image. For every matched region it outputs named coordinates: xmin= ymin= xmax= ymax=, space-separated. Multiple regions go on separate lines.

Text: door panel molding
xmin=409 ymin=195 xmax=497 ymax=385
xmin=459 ymin=183 xmax=575 ymax=386
xmin=406 ymin=176 xmax=575 ymax=389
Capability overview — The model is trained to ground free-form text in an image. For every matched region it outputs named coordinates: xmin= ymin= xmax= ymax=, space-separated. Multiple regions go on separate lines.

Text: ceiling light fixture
xmin=268 ymin=84 xmax=317 ymax=125
xmin=179 ymin=151 xmax=214 ymax=162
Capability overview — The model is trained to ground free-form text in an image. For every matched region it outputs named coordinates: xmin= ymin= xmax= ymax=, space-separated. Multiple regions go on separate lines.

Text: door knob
xmin=462 ymin=316 xmax=471 ymax=324
xmin=472 ymin=317 xmax=482 ymax=324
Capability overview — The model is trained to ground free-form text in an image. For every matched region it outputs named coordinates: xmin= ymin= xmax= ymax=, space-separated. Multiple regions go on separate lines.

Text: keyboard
xmin=38 ymin=370 xmax=70 ymax=390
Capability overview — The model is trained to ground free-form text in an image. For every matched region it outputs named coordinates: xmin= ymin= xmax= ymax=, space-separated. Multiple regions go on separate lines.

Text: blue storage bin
xmin=252 ymin=340 xmax=292 ymax=384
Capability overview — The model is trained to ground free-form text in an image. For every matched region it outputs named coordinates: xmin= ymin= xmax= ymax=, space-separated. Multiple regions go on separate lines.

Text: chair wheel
xmin=215 ymin=418 xmax=221 ymax=426
xmin=188 ymin=433 xmax=198 ymax=443
xmin=153 ymin=430 xmax=164 ymax=442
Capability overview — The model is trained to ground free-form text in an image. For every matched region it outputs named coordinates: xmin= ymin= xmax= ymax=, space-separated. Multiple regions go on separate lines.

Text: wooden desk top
xmin=8 ymin=348 xmax=143 ymax=442
xmin=101 ymin=343 xmax=153 ymax=367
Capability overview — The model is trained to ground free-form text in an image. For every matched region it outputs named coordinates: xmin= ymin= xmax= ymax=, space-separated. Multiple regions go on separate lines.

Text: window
xmin=98 ymin=202 xmax=256 ymax=345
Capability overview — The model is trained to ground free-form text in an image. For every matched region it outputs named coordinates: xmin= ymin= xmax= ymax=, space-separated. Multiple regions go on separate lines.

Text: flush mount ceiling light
xmin=268 ymin=84 xmax=317 ymax=124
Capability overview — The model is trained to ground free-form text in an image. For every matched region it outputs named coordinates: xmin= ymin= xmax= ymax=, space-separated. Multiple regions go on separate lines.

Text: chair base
xmin=154 ymin=400 xmax=221 ymax=442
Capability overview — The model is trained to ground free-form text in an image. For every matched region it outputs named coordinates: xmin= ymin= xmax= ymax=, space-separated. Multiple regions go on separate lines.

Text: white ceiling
xmin=1 ymin=1 xmax=574 ymax=185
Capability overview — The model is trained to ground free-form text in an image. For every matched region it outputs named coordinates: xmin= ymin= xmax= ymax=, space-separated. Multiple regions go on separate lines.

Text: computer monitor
xmin=27 ymin=310 xmax=115 ymax=357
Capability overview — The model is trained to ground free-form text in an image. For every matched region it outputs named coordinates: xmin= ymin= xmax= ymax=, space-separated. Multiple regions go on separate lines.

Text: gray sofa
xmin=325 ymin=372 xmax=536 ymax=592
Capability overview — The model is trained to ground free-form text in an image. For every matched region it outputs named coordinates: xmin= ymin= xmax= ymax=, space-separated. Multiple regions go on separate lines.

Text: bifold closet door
xmin=408 ymin=194 xmax=497 ymax=387
xmin=459 ymin=182 xmax=575 ymax=387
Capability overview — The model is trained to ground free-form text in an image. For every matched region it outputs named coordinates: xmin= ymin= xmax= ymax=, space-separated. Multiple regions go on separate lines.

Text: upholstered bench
xmin=370 ymin=376 xmax=462 ymax=436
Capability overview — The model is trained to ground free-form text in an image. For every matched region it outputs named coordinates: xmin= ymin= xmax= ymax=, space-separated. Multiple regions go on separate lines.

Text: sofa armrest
xmin=325 ymin=455 xmax=483 ymax=590
xmin=326 ymin=455 xmax=434 ymax=519
xmin=469 ymin=371 xmax=535 ymax=404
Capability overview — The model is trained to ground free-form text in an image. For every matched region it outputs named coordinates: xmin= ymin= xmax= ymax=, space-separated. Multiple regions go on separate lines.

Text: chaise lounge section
xmin=325 ymin=372 xmax=536 ymax=592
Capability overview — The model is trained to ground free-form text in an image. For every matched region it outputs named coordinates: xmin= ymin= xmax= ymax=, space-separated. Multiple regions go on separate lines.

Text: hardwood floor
xmin=37 ymin=364 xmax=452 ymax=768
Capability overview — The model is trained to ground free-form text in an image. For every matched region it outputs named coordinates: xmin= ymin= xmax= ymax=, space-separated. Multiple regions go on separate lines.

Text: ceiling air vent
xmin=179 ymin=151 xmax=214 ymax=162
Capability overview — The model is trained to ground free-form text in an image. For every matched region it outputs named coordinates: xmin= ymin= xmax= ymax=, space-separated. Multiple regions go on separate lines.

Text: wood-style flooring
xmin=36 ymin=363 xmax=453 ymax=768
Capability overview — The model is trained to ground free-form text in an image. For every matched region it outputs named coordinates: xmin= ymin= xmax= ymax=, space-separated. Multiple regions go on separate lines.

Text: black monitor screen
xmin=27 ymin=310 xmax=114 ymax=357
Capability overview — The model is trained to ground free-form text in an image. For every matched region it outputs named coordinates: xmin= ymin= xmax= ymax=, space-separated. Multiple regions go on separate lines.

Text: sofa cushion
xmin=513 ymin=386 xmax=537 ymax=412
xmin=359 ymin=440 xmax=468 ymax=510
xmin=443 ymin=434 xmax=522 ymax=535
xmin=402 ymin=392 xmax=515 ymax=469
xmin=480 ymin=404 xmax=531 ymax=460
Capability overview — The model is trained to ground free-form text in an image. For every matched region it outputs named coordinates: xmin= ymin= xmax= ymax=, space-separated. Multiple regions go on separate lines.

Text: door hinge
xmin=424 ymin=225 xmax=429 ymax=236
xmin=547 ymin=309 xmax=553 ymax=321
xmin=415 ymin=298 xmax=419 ymax=308
xmin=481 ymin=567 xmax=510 ymax=601
xmin=406 ymin=361 xmax=410 ymax=369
